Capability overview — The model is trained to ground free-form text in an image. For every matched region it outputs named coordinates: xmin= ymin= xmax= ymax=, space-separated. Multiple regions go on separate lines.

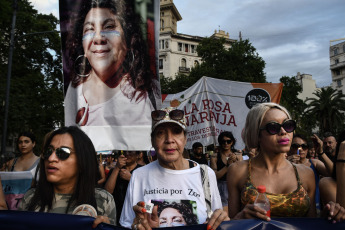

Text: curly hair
xmin=66 ymin=0 xmax=158 ymax=106
xmin=157 ymin=201 xmax=199 ymax=226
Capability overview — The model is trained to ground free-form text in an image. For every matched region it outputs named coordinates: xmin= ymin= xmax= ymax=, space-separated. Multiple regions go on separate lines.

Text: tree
xmin=0 ymin=0 xmax=63 ymax=154
xmin=279 ymin=76 xmax=310 ymax=134
xmin=304 ymin=87 xmax=345 ymax=135
xmin=161 ymin=38 xmax=267 ymax=94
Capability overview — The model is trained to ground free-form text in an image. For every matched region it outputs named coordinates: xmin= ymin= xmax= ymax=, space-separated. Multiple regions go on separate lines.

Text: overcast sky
xmin=29 ymin=0 xmax=345 ymax=87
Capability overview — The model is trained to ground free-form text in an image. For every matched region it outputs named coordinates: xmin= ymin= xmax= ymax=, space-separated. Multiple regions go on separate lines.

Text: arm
xmin=210 ymin=153 xmax=230 ymax=180
xmin=336 ymin=141 xmax=345 ymax=207
xmin=104 ymin=155 xmax=126 ymax=193
xmin=0 ymin=177 xmax=7 ymax=210
xmin=312 ymin=158 xmax=333 ymax=177
xmin=97 ymin=162 xmax=106 ymax=185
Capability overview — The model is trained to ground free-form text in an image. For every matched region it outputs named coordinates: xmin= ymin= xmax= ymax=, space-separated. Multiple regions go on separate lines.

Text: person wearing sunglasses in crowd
xmin=288 ymin=133 xmax=333 ymax=216
xmin=18 ymin=126 xmax=116 ymax=227
xmin=228 ymin=102 xmax=315 ymax=220
xmin=227 ymin=102 xmax=345 ymax=221
xmin=105 ymin=151 xmax=143 ymax=225
xmin=210 ymin=131 xmax=242 ymax=213
xmin=120 ymin=107 xmax=229 ymax=229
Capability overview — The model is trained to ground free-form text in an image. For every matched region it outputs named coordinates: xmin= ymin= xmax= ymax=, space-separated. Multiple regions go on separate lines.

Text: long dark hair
xmin=66 ymin=0 xmax=158 ymax=107
xmin=27 ymin=126 xmax=99 ymax=213
xmin=156 ymin=201 xmax=199 ymax=225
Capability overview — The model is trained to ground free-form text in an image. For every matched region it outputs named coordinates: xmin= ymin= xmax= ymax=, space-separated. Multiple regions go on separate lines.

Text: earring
xmin=74 ymin=55 xmax=91 ymax=77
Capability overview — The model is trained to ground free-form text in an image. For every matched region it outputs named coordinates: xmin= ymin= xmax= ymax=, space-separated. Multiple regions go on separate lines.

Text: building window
xmin=335 ymin=59 xmax=339 ymax=64
xmin=178 ymin=43 xmax=182 ymax=51
xmin=161 ymin=19 xmax=164 ymax=29
xmin=185 ymin=44 xmax=189 ymax=52
xmin=337 ymin=79 xmax=342 ymax=87
xmin=161 ymin=12 xmax=164 ymax=17
xmin=194 ymin=60 xmax=199 ymax=66
xmin=334 ymin=48 xmax=338 ymax=55
xmin=181 ymin=58 xmax=186 ymax=68
xmin=191 ymin=45 xmax=195 ymax=53
xmin=159 ymin=59 xmax=163 ymax=69
xmin=336 ymin=70 xmax=341 ymax=75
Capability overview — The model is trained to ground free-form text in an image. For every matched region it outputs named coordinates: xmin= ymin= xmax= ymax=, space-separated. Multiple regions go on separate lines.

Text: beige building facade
xmin=296 ymin=72 xmax=318 ymax=101
xmin=330 ymin=39 xmax=345 ymax=94
xmin=159 ymin=0 xmax=236 ymax=79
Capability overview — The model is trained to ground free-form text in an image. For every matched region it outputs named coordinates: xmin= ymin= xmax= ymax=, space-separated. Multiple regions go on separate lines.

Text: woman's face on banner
xmin=159 ymin=207 xmax=187 ymax=227
xmin=82 ymin=7 xmax=127 ymax=82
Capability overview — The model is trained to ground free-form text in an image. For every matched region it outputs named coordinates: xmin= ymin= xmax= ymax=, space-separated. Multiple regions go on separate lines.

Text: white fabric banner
xmin=162 ymin=76 xmax=283 ymax=150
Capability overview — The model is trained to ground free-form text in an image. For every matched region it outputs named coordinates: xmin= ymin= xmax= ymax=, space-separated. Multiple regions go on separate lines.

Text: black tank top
xmin=217 ymin=153 xmax=227 ymax=181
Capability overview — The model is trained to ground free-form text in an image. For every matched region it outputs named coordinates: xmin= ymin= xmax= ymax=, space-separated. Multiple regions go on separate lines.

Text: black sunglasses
xmin=220 ymin=140 xmax=232 ymax=145
xmin=260 ymin=120 xmax=296 ymax=135
xmin=291 ymin=143 xmax=308 ymax=150
xmin=151 ymin=109 xmax=184 ymax=121
xmin=42 ymin=146 xmax=74 ymax=160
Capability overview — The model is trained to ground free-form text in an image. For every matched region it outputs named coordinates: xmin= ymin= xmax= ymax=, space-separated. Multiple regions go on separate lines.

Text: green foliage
xmin=0 ymin=0 xmax=63 ymax=154
xmin=161 ymin=38 xmax=267 ymax=94
xmin=304 ymin=87 xmax=345 ymax=135
xmin=279 ymin=76 xmax=309 ymax=134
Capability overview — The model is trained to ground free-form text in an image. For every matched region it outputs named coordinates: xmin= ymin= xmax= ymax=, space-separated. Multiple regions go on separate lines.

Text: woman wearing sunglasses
xmin=18 ymin=126 xmax=116 ymax=227
xmin=289 ymin=133 xmax=334 ymax=215
xmin=210 ymin=131 xmax=242 ymax=213
xmin=120 ymin=107 xmax=229 ymax=229
xmin=227 ymin=102 xmax=317 ymax=220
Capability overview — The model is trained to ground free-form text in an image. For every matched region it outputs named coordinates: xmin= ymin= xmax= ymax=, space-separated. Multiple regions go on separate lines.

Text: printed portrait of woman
xmin=61 ymin=0 xmax=160 ymax=127
xmin=153 ymin=200 xmax=199 ymax=227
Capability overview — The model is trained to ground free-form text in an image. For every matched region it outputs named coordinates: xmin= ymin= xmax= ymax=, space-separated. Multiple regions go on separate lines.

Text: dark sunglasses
xmin=220 ymin=140 xmax=232 ymax=145
xmin=260 ymin=120 xmax=296 ymax=135
xmin=151 ymin=109 xmax=184 ymax=121
xmin=291 ymin=143 xmax=308 ymax=150
xmin=42 ymin=146 xmax=74 ymax=160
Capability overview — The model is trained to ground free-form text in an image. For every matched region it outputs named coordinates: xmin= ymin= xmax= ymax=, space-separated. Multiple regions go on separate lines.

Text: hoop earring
xmin=74 ymin=55 xmax=91 ymax=77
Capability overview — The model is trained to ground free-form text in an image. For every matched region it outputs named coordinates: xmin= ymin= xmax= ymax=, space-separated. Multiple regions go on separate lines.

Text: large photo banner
xmin=162 ymin=76 xmax=283 ymax=150
xmin=59 ymin=0 xmax=161 ymax=151
xmin=0 ymin=171 xmax=33 ymax=210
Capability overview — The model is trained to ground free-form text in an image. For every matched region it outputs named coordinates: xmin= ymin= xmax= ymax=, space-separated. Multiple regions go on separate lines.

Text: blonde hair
xmin=243 ymin=102 xmax=292 ymax=149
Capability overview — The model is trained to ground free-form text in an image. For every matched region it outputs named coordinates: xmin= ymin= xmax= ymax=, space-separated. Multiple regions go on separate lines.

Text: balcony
xmin=179 ymin=67 xmax=190 ymax=73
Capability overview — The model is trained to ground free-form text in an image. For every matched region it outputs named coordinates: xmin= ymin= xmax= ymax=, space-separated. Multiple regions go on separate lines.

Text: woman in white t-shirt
xmin=120 ymin=107 xmax=230 ymax=229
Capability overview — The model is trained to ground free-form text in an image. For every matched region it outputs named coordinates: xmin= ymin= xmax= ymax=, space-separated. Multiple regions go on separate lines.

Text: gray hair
xmin=243 ymin=102 xmax=292 ymax=149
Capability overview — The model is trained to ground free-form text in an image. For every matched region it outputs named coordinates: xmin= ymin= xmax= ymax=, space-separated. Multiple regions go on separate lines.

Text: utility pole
xmin=1 ymin=0 xmax=18 ymax=157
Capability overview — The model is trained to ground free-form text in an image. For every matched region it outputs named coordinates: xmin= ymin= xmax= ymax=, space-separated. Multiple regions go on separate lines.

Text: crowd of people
xmin=1 ymin=103 xmax=345 ymax=229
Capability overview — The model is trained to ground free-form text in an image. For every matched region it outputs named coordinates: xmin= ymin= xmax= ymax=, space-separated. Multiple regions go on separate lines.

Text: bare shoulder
xmin=294 ymin=163 xmax=314 ymax=177
xmin=228 ymin=160 xmax=248 ymax=181
xmin=294 ymin=163 xmax=315 ymax=188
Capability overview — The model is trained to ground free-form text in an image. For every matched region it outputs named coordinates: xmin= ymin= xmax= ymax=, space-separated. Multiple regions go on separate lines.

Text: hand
xmin=287 ymin=154 xmax=300 ymax=164
xmin=324 ymin=201 xmax=345 ymax=223
xmin=116 ymin=155 xmax=127 ymax=169
xmin=132 ymin=201 xmax=159 ymax=230
xmin=235 ymin=204 xmax=271 ymax=221
xmin=204 ymin=209 xmax=230 ymax=230
xmin=119 ymin=168 xmax=132 ymax=181
xmin=311 ymin=134 xmax=323 ymax=155
xmin=92 ymin=215 xmax=110 ymax=228
xmin=227 ymin=153 xmax=237 ymax=164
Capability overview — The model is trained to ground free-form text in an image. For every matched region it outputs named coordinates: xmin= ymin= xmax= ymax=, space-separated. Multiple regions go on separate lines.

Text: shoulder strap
xmin=10 ymin=157 xmax=18 ymax=171
xmin=200 ymin=164 xmax=212 ymax=217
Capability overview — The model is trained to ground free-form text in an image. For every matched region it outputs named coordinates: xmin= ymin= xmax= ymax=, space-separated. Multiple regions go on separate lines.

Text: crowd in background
xmin=1 ymin=103 xmax=345 ymax=229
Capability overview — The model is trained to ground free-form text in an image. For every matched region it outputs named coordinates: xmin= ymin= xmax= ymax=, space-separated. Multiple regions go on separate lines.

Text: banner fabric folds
xmin=1 ymin=211 xmax=344 ymax=230
xmin=162 ymin=76 xmax=283 ymax=150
